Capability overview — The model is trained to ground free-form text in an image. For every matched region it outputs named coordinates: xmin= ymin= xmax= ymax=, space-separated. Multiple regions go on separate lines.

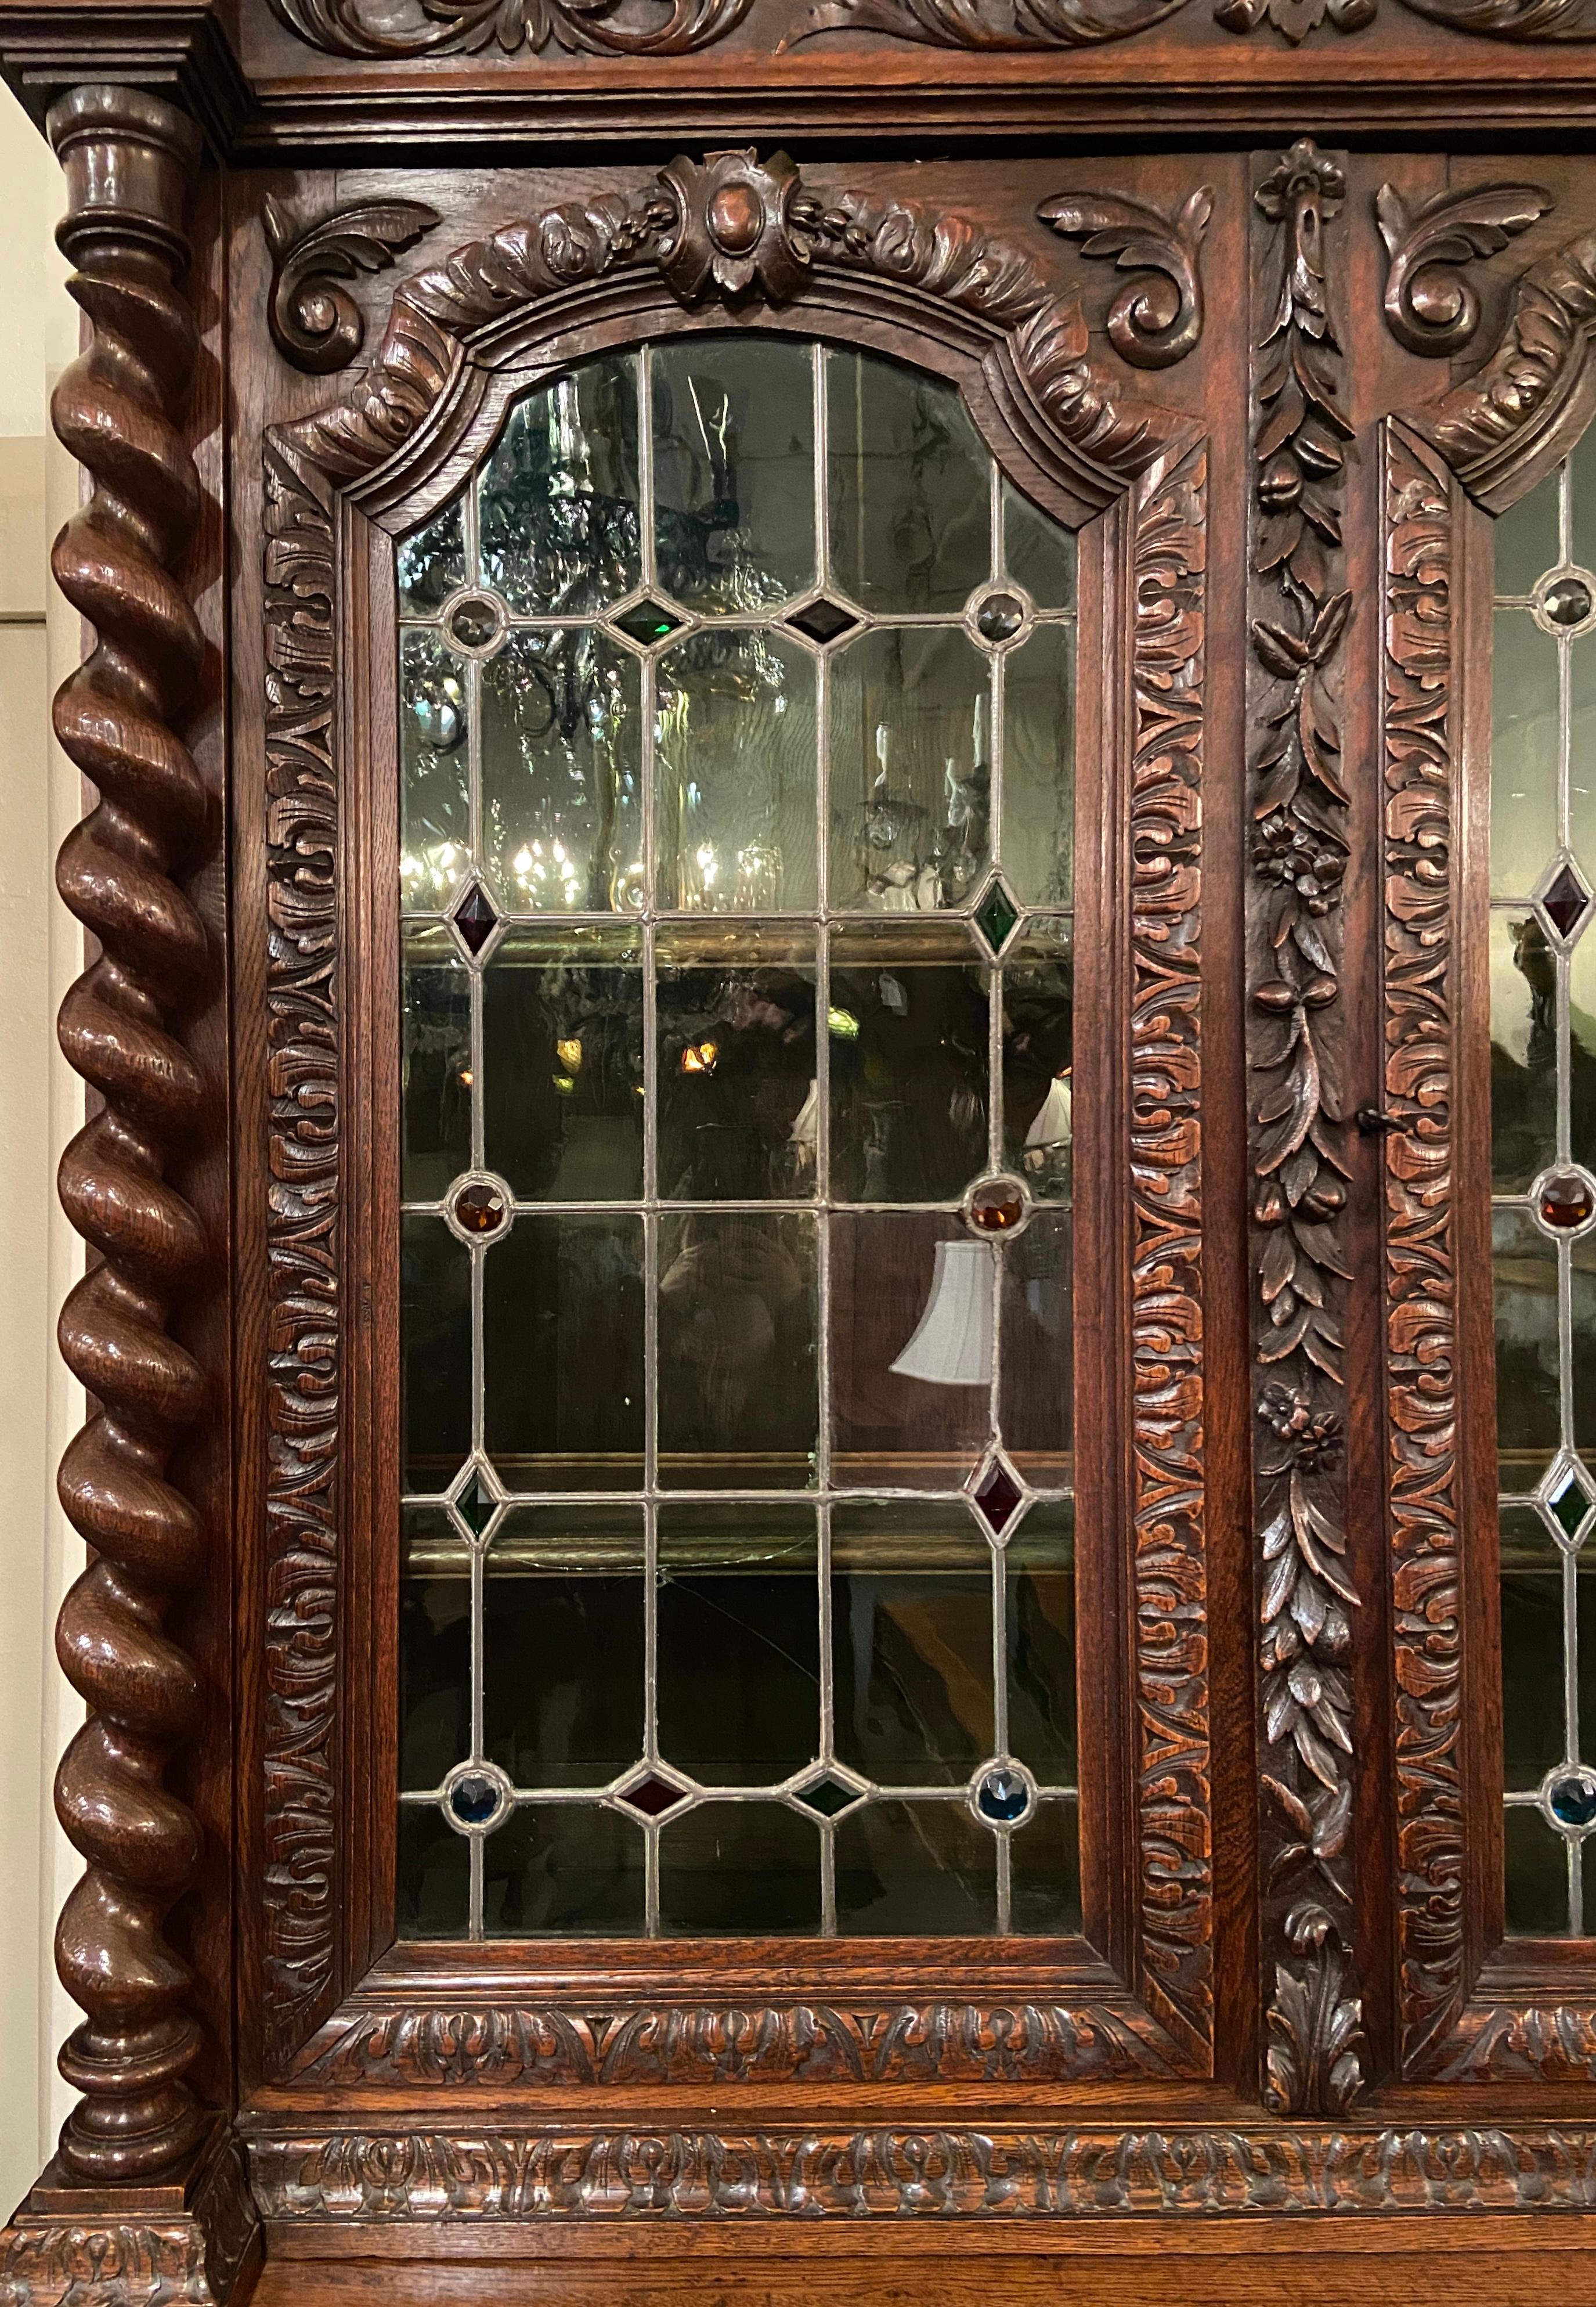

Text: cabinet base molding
xmin=245 ymin=2123 xmax=1596 ymax=2224
xmin=0 ymin=2121 xmax=262 ymax=2307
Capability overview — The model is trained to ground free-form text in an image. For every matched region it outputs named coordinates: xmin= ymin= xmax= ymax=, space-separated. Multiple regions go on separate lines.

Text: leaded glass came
xmin=1492 ymin=433 xmax=1596 ymax=1934
xmin=395 ymin=338 xmax=1079 ymax=1941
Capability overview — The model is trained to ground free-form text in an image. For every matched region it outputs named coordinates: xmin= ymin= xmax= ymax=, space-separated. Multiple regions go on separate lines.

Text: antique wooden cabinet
xmin=11 ymin=3 xmax=1596 ymax=2299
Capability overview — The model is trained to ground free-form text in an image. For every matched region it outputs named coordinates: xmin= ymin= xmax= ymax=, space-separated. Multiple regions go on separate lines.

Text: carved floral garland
xmin=1246 ymin=139 xmax=1363 ymax=2117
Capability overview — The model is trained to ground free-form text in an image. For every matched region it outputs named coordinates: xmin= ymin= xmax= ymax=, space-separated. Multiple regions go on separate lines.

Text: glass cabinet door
xmin=393 ymin=337 xmax=1083 ymax=1944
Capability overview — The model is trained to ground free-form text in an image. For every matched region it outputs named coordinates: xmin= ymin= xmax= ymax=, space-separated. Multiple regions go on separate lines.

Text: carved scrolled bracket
xmin=1247 ymin=137 xmax=1365 ymax=2118
xmin=264 ymin=192 xmax=440 ymax=374
xmin=1039 ymin=185 xmax=1211 ymax=368
xmin=1416 ymin=230 xmax=1596 ymax=511
xmin=1376 ymin=179 xmax=1552 ymax=358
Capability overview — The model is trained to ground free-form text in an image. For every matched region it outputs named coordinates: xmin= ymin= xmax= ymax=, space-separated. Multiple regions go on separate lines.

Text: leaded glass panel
xmin=396 ymin=339 xmax=1079 ymax=1940
xmin=1491 ymin=435 xmax=1596 ymax=1933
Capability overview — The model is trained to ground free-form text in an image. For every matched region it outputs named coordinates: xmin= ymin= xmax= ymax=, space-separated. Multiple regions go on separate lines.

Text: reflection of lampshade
xmin=889 ymin=1239 xmax=993 ymax=1386
xmin=1026 ymin=1073 xmax=1072 ymax=1151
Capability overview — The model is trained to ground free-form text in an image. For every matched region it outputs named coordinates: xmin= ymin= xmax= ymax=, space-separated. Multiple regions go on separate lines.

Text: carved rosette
xmin=262 ymin=153 xmax=1209 ymax=2074
xmin=43 ymin=83 xmax=215 ymax=2187
xmin=1246 ymin=139 xmax=1363 ymax=2117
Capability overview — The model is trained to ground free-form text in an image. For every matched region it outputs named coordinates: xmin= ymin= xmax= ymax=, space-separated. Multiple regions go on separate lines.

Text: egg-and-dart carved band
xmin=1246 ymin=138 xmax=1363 ymax=2118
xmin=263 ymin=148 xmax=1210 ymax=2080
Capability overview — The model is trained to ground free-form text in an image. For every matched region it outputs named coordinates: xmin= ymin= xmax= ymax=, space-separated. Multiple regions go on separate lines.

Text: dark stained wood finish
xmin=42 ymin=78 xmax=214 ymax=2189
xmin=15 ymin=0 xmax=1596 ymax=2293
xmin=248 ymin=156 xmax=1215 ymax=2103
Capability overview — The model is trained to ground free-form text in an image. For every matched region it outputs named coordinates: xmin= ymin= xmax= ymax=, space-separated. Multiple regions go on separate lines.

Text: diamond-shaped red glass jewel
xmin=1542 ymin=861 xmax=1593 ymax=940
xmin=453 ymin=882 xmax=499 ymax=955
xmin=618 ymin=1772 xmax=688 ymax=1818
xmin=974 ymin=1461 xmax=1023 ymax=1534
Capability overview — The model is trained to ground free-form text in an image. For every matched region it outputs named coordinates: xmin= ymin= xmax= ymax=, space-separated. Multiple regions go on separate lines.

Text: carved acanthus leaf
xmin=1248 ymin=136 xmax=1364 ymax=2118
xmin=785 ymin=0 xmax=1187 ymax=44
xmin=265 ymin=192 xmax=440 ymax=374
xmin=1417 ymin=230 xmax=1596 ymax=511
xmin=250 ymin=2125 xmax=1596 ymax=2222
xmin=267 ymin=0 xmax=751 ymax=56
xmin=1376 ymin=179 xmax=1552 ymax=358
xmin=1040 ymin=186 xmax=1212 ymax=368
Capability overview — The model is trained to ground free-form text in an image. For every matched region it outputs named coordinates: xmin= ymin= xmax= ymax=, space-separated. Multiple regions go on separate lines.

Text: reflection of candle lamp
xmin=681 ymin=1040 xmax=719 ymax=1075
xmin=555 ymin=1037 xmax=583 ymax=1075
xmin=1023 ymin=1070 xmax=1073 ymax=1198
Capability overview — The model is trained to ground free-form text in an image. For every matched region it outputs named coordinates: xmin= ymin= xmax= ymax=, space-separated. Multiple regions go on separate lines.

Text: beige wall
xmin=0 ymin=97 xmax=85 ymax=2208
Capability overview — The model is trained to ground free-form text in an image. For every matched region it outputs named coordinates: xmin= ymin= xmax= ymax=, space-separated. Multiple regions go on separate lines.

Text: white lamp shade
xmin=1026 ymin=1073 xmax=1072 ymax=1149
xmin=889 ymin=1238 xmax=994 ymax=1387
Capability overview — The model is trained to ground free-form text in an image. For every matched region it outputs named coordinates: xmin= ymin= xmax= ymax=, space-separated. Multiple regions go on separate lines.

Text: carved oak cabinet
xmin=11 ymin=2 xmax=1596 ymax=2301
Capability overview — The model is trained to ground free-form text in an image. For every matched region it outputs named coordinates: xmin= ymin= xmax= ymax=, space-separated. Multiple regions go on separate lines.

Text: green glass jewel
xmin=975 ymin=878 xmax=1019 ymax=954
xmin=1548 ymin=1464 xmax=1593 ymax=1543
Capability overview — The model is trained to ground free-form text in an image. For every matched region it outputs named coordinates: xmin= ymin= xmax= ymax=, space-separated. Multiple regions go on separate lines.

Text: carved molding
xmin=786 ymin=0 xmax=1596 ymax=39
xmin=45 ymin=81 xmax=215 ymax=2187
xmin=1377 ymin=180 xmax=1551 ymax=359
xmin=265 ymin=192 xmax=440 ymax=374
xmin=248 ymin=2125 xmax=1596 ymax=2221
xmin=1040 ymin=186 xmax=1211 ymax=369
xmin=1417 ymin=230 xmax=1596 ymax=513
xmin=1246 ymin=139 xmax=1363 ymax=2118
xmin=261 ymin=152 xmax=1207 ymax=2077
xmin=1380 ymin=419 xmax=1464 ymax=2072
xmin=292 ymin=1999 xmax=1188 ymax=2086
xmin=786 ymin=0 xmax=1189 ymax=47
xmin=266 ymin=0 xmax=753 ymax=56
xmin=1 ymin=2126 xmax=261 ymax=2307
xmin=1127 ymin=440 xmax=1212 ymax=2046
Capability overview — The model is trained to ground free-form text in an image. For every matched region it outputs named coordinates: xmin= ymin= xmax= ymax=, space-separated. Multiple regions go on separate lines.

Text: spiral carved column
xmin=1 ymin=81 xmax=257 ymax=2307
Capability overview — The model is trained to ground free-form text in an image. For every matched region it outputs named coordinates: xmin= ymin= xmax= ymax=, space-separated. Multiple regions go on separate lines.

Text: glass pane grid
xmin=398 ymin=341 xmax=1078 ymax=1942
xmin=1492 ymin=446 xmax=1596 ymax=1935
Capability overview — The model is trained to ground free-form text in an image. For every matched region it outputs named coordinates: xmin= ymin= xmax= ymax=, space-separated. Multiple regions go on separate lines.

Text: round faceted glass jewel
xmin=976 ymin=1766 xmax=1031 ymax=1824
xmin=448 ymin=1772 xmax=503 ymax=1827
xmin=975 ymin=590 xmax=1026 ymax=643
xmin=454 ymin=1180 xmax=508 ymax=1234
xmin=446 ymin=592 xmax=504 ymax=652
xmin=1539 ymin=1171 xmax=1595 ymax=1230
xmin=966 ymin=1175 xmax=1027 ymax=1234
xmin=1549 ymin=1771 xmax=1596 ymax=1829
xmin=1543 ymin=573 xmax=1595 ymax=629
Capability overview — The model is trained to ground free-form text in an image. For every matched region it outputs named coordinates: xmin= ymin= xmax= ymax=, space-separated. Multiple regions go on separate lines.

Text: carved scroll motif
xmin=1041 ymin=187 xmax=1212 ymax=368
xmin=262 ymin=151 xmax=1208 ymax=2072
xmin=266 ymin=0 xmax=752 ymax=55
xmin=249 ymin=2125 xmax=1596 ymax=2222
xmin=1377 ymin=181 xmax=1552 ymax=358
xmin=1246 ymin=138 xmax=1364 ymax=2117
xmin=265 ymin=193 xmax=440 ymax=374
xmin=1417 ymin=230 xmax=1596 ymax=511
xmin=785 ymin=0 xmax=1596 ymax=38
